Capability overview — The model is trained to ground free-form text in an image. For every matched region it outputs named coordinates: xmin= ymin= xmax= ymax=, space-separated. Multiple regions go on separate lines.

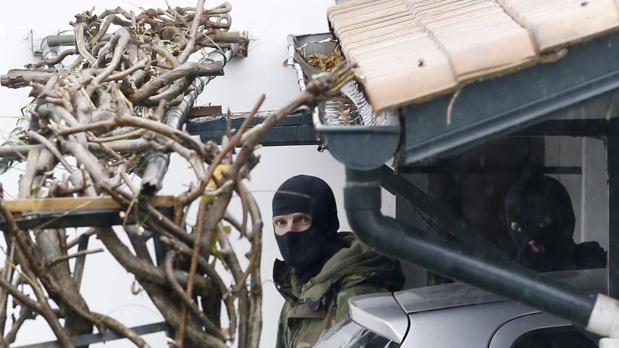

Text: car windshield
xmin=314 ymin=318 xmax=401 ymax=348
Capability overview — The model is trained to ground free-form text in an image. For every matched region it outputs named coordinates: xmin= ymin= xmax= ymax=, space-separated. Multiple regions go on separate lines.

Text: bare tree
xmin=0 ymin=1 xmax=352 ymax=347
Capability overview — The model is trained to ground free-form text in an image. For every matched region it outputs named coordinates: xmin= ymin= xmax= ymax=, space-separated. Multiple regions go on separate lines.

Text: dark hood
xmin=272 ymin=175 xmax=341 ymax=283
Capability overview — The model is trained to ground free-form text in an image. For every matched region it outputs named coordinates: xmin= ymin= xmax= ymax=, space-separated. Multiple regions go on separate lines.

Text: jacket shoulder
xmin=575 ymin=241 xmax=607 ymax=268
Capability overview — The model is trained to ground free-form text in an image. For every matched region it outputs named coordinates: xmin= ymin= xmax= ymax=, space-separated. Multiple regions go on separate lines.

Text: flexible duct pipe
xmin=140 ymin=47 xmax=236 ymax=194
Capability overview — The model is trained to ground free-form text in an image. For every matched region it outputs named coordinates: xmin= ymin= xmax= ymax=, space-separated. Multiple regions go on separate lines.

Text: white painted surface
xmin=587 ymin=294 xmax=619 ymax=338
xmin=601 ymin=338 xmax=619 ymax=348
xmin=0 ymin=1 xmax=397 ymax=347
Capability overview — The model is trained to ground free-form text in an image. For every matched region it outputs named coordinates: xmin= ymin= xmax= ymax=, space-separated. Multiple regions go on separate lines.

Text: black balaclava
xmin=272 ymin=175 xmax=341 ymax=284
xmin=505 ymin=174 xmax=576 ymax=271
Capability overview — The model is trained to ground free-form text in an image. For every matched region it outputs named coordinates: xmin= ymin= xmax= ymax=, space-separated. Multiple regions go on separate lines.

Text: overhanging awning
xmin=321 ymin=0 xmax=619 ymax=168
xmin=189 ymin=1 xmax=619 ymax=169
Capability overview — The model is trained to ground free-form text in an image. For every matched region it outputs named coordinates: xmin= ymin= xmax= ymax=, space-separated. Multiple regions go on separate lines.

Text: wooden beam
xmin=3 ymin=196 xmax=176 ymax=214
xmin=0 ymin=196 xmax=176 ymax=230
xmin=188 ymin=105 xmax=223 ymax=118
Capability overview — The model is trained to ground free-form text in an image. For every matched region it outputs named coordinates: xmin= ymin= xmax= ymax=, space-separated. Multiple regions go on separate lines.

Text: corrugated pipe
xmin=140 ymin=47 xmax=237 ymax=195
xmin=344 ymin=167 xmax=619 ymax=339
xmin=0 ymin=35 xmax=71 ymax=174
xmin=43 ymin=35 xmax=75 ymax=48
xmin=37 ymin=36 xmax=239 ymax=194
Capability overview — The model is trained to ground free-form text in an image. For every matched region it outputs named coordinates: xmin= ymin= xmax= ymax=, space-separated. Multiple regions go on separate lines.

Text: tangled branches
xmin=0 ymin=1 xmax=354 ymax=347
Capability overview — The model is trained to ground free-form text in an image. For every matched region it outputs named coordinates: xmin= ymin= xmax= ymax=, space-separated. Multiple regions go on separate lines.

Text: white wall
xmin=0 ymin=1 xmax=396 ymax=347
xmin=545 ymin=136 xmax=610 ymax=249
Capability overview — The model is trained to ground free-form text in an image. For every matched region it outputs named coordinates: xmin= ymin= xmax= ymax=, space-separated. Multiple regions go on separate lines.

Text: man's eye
xmin=274 ymin=220 xmax=286 ymax=226
xmin=299 ymin=217 xmax=311 ymax=224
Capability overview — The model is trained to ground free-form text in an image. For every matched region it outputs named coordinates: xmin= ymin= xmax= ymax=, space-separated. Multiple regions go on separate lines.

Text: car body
xmin=315 ymin=269 xmax=605 ymax=348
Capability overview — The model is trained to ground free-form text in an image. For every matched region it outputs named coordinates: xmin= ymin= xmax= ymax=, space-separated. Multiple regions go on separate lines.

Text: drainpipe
xmin=344 ymin=167 xmax=619 ymax=338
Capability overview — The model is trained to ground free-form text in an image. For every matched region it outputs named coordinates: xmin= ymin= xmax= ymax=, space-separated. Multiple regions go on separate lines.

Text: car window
xmin=314 ymin=318 xmax=401 ymax=348
xmin=511 ymin=326 xmax=596 ymax=348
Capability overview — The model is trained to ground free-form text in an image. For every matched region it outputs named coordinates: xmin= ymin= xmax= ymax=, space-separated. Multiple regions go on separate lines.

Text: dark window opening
xmin=512 ymin=326 xmax=597 ymax=348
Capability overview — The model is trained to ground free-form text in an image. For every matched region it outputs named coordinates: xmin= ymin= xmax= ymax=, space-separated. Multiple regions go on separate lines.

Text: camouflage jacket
xmin=274 ymin=232 xmax=404 ymax=348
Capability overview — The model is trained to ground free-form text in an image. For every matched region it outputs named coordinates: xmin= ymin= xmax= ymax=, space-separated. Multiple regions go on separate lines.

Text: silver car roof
xmin=394 ymin=268 xmax=606 ymax=314
xmin=347 ymin=269 xmax=606 ymax=345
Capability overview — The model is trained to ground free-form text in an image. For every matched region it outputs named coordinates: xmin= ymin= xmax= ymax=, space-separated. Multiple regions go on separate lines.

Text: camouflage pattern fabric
xmin=274 ymin=232 xmax=404 ymax=348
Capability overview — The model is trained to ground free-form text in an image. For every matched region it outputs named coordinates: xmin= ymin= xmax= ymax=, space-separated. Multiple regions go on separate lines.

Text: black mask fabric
xmin=505 ymin=173 xmax=576 ymax=271
xmin=275 ymin=226 xmax=332 ymax=283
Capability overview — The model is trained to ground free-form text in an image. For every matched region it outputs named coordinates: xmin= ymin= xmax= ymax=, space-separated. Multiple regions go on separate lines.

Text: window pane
xmin=512 ymin=326 xmax=596 ymax=348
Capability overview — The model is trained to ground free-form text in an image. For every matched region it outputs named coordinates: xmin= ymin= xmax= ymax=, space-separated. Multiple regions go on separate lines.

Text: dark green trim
xmin=401 ymin=32 xmax=619 ymax=165
xmin=187 ymin=108 xmax=318 ymax=146
xmin=14 ymin=321 xmax=168 ymax=348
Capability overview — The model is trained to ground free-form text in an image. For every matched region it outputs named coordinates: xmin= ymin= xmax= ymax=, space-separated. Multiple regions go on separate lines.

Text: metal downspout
xmin=344 ymin=167 xmax=619 ymax=338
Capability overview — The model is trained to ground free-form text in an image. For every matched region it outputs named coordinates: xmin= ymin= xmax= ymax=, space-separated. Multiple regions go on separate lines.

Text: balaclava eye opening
xmin=272 ymin=175 xmax=340 ymax=283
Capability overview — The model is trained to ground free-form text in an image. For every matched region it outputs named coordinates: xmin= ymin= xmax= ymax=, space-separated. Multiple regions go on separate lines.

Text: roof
xmin=328 ymin=0 xmax=619 ymax=111
xmin=190 ymin=2 xmax=619 ymax=169
xmin=393 ymin=268 xmax=607 ymax=314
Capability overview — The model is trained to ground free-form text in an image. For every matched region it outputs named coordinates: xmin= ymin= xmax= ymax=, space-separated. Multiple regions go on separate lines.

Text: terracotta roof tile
xmin=328 ymin=0 xmax=619 ymax=111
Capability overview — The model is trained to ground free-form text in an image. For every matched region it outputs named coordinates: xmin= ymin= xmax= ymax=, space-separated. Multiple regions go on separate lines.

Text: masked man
xmin=272 ymin=175 xmax=404 ymax=348
xmin=505 ymin=173 xmax=606 ymax=272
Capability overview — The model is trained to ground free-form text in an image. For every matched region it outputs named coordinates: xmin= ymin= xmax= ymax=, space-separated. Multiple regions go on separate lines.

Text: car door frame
xmin=489 ymin=311 xmax=578 ymax=348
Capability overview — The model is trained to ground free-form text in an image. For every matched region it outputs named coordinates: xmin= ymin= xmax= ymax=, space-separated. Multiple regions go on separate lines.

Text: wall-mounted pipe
xmin=285 ymin=35 xmax=306 ymax=91
xmin=0 ymin=34 xmax=70 ymax=174
xmin=344 ymin=167 xmax=619 ymax=338
xmin=140 ymin=47 xmax=237 ymax=195
xmin=43 ymin=35 xmax=75 ymax=48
